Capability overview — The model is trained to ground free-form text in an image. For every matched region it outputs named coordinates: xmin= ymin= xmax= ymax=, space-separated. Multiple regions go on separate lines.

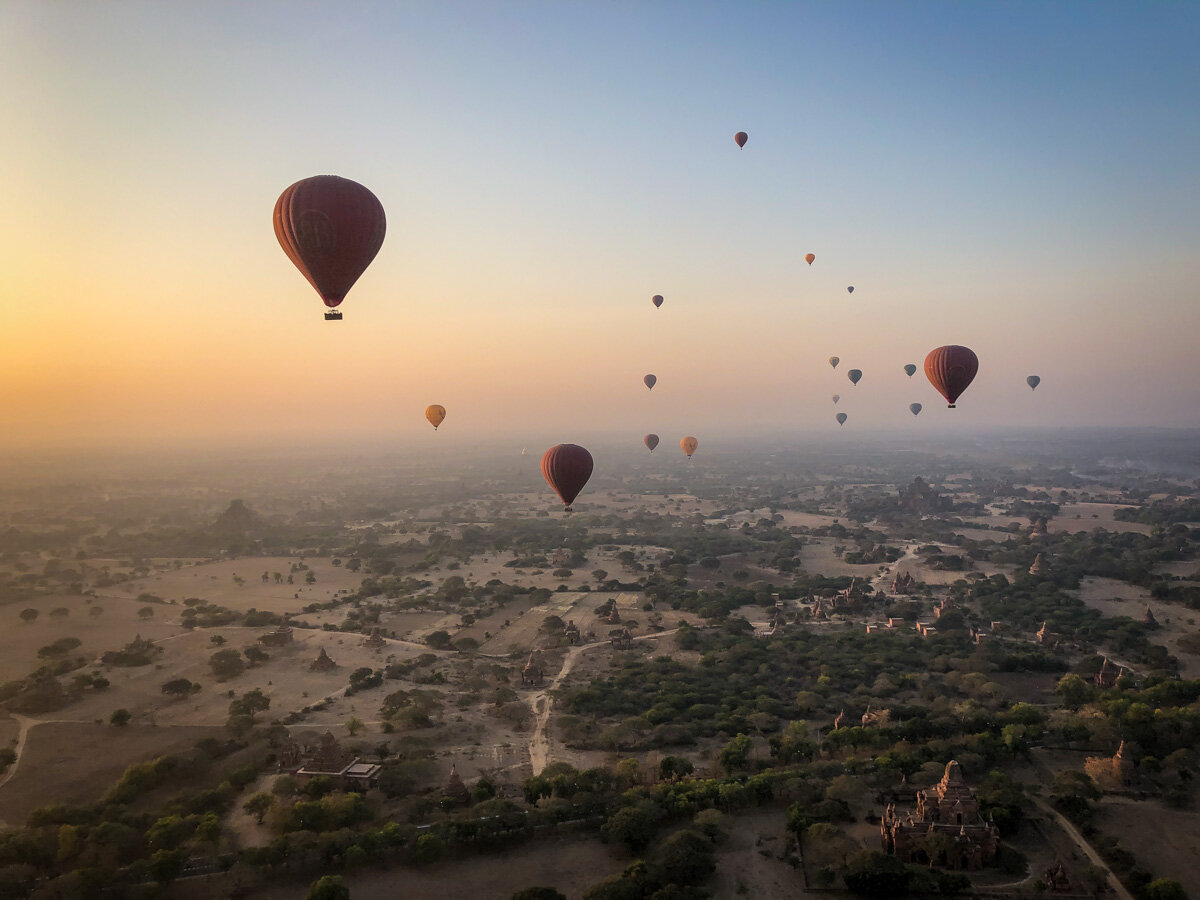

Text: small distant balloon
xmin=832 ymin=394 xmax=840 ymax=404
xmin=848 ymin=369 xmax=862 ymax=385
xmin=681 ymin=436 xmax=698 ymax=457
xmin=521 ymin=448 xmax=527 ymax=456
xmin=805 ymin=253 xmax=816 ymax=266
xmin=924 ymin=345 xmax=979 ymax=408
xmin=836 ymin=412 xmax=847 ymax=426
xmin=644 ymin=434 xmax=659 ymax=453
xmin=652 ymin=294 xmax=664 ymax=308
xmin=644 ymin=374 xmax=657 ymax=390
xmin=541 ymin=443 xmax=594 ymax=511
xmin=909 ymin=403 xmax=923 ymax=416
xmin=847 ymin=286 xmax=854 ymax=294
xmin=1027 ymin=375 xmax=1041 ymax=390
xmin=424 ymin=405 xmax=446 ymax=430
xmin=829 ymin=356 xmax=840 ymax=369
xmin=734 ymin=131 xmax=748 ymax=148
xmin=903 ymin=364 xmax=917 ymax=377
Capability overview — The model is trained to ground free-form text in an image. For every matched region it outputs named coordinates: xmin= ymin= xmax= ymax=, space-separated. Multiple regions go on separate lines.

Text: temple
xmin=310 ymin=646 xmax=337 ymax=671
xmin=282 ymin=731 xmax=382 ymax=789
xmin=880 ymin=760 xmax=1000 ymax=870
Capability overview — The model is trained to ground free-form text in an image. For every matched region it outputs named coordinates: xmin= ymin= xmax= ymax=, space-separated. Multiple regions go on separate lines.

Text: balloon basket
xmin=324 ymin=310 xmax=343 ymax=321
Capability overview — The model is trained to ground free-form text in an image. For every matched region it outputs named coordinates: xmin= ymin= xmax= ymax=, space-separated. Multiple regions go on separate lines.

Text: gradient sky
xmin=2 ymin=1 xmax=1198 ymax=452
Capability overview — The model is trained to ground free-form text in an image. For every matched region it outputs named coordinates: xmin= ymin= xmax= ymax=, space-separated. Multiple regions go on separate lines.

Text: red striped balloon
xmin=924 ymin=345 xmax=979 ymax=408
xmin=274 ymin=175 xmax=386 ymax=309
xmin=541 ymin=444 xmax=594 ymax=510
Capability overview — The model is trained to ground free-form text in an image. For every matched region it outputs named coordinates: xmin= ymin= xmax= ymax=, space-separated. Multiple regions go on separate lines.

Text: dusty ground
xmin=1093 ymin=796 xmax=1200 ymax=890
xmin=1076 ymin=577 xmax=1200 ymax=677
xmin=0 ymin=722 xmax=219 ymax=826
xmin=712 ymin=806 xmax=813 ymax=898
xmin=1048 ymin=503 xmax=1151 ymax=535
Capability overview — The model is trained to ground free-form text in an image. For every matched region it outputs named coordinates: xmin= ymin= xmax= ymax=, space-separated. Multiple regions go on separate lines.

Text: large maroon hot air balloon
xmin=541 ymin=444 xmax=594 ymax=510
xmin=734 ymin=132 xmax=748 ymax=148
xmin=643 ymin=434 xmax=660 ymax=453
xmin=924 ymin=345 xmax=979 ymax=408
xmin=274 ymin=175 xmax=386 ymax=320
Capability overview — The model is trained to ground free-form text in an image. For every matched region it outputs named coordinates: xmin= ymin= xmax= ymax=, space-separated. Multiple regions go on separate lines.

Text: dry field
xmin=1076 ymin=577 xmax=1200 ymax=678
xmin=1048 ymin=503 xmax=1150 ymax=535
xmin=1093 ymin=796 xmax=1200 ymax=890
xmin=710 ymin=807 xmax=813 ymax=898
xmin=0 ymin=722 xmax=218 ymax=826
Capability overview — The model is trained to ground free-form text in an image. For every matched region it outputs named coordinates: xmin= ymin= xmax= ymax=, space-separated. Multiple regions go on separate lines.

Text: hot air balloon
xmin=541 ymin=444 xmax=594 ymax=511
xmin=832 ymin=394 xmax=840 ymax=404
xmin=836 ymin=413 xmax=847 ymax=426
xmin=805 ymin=253 xmax=815 ymax=266
xmin=681 ymin=436 xmax=698 ymax=457
xmin=1027 ymin=375 xmax=1041 ymax=390
xmin=521 ymin=448 xmax=527 ymax=456
xmin=829 ymin=357 xmax=840 ymax=369
xmin=909 ymin=403 xmax=922 ymax=416
xmin=652 ymin=294 xmax=664 ymax=308
xmin=734 ymin=131 xmax=748 ymax=148
xmin=903 ymin=364 xmax=917 ymax=377
xmin=425 ymin=405 xmax=446 ymax=430
xmin=644 ymin=374 xmax=657 ymax=390
xmin=848 ymin=369 xmax=862 ymax=385
xmin=847 ymin=286 xmax=854 ymax=294
xmin=924 ymin=345 xmax=979 ymax=408
xmin=274 ymin=175 xmax=386 ymax=320
xmin=644 ymin=434 xmax=660 ymax=453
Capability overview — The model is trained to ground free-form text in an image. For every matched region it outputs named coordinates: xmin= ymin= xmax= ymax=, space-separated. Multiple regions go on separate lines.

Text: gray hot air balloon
xmin=848 ymin=369 xmax=862 ymax=385
xmin=832 ymin=394 xmax=840 ymax=404
xmin=644 ymin=374 xmax=657 ymax=390
xmin=909 ymin=403 xmax=922 ymax=416
xmin=1027 ymin=375 xmax=1041 ymax=390
xmin=829 ymin=356 xmax=840 ymax=369
xmin=836 ymin=412 xmax=847 ymax=426
xmin=903 ymin=364 xmax=917 ymax=377
xmin=847 ymin=286 xmax=854 ymax=294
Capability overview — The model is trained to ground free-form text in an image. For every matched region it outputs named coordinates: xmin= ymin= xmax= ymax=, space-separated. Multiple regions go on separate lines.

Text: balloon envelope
xmin=734 ymin=131 xmax=748 ymax=147
xmin=652 ymin=294 xmax=664 ymax=308
xmin=1027 ymin=375 xmax=1041 ymax=390
xmin=903 ymin=364 xmax=917 ymax=377
xmin=681 ymin=436 xmax=698 ymax=457
xmin=924 ymin=345 xmax=979 ymax=407
xmin=541 ymin=444 xmax=594 ymax=509
xmin=424 ymin=405 xmax=446 ymax=430
xmin=847 ymin=286 xmax=854 ymax=294
xmin=644 ymin=374 xmax=657 ymax=390
xmin=805 ymin=253 xmax=816 ymax=266
xmin=909 ymin=403 xmax=922 ymax=416
xmin=644 ymin=434 xmax=659 ymax=452
xmin=829 ymin=356 xmax=840 ymax=369
xmin=836 ymin=413 xmax=847 ymax=425
xmin=274 ymin=175 xmax=386 ymax=309
xmin=832 ymin=394 xmax=840 ymax=404
xmin=848 ymin=369 xmax=862 ymax=385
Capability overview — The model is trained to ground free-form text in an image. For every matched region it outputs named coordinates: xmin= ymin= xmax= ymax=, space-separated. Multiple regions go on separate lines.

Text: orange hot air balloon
xmin=644 ymin=433 xmax=660 ymax=452
xmin=644 ymin=374 xmax=657 ymax=390
xmin=924 ymin=345 xmax=979 ymax=408
xmin=541 ymin=444 xmax=594 ymax=510
xmin=274 ymin=176 xmax=386 ymax=319
xmin=424 ymin=405 xmax=446 ymax=430
xmin=652 ymin=294 xmax=664 ymax=308
xmin=805 ymin=253 xmax=815 ymax=266
xmin=681 ymin=436 xmax=698 ymax=457
xmin=734 ymin=131 xmax=748 ymax=148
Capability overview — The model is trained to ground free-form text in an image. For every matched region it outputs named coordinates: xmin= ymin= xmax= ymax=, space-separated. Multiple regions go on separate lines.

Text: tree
xmin=90 ymin=606 xmax=103 ymax=617
xmin=19 ymin=609 xmax=38 ymax=624
xmin=842 ymin=850 xmax=911 ymax=898
xmin=161 ymin=678 xmax=197 ymax=698
xmin=592 ymin=569 xmax=609 ymax=583
xmin=243 ymin=791 xmax=275 ymax=824
xmin=110 ymin=708 xmax=132 ymax=727
xmin=601 ymin=800 xmax=664 ymax=852
xmin=1143 ymin=879 xmax=1187 ymax=900
xmin=209 ymin=648 xmax=246 ymax=679
xmin=426 ymin=630 xmax=451 ymax=649
xmin=244 ymin=645 xmax=270 ymax=666
xmin=305 ymin=571 xmax=316 ymax=584
xmin=1055 ymin=673 xmax=1094 ymax=709
xmin=305 ymin=875 xmax=350 ymax=900
xmin=210 ymin=634 xmax=226 ymax=645
xmin=50 ymin=607 xmax=69 ymax=618
xmin=659 ymin=755 xmax=695 ymax=780
xmin=346 ymin=716 xmax=365 ymax=736
xmin=718 ymin=733 xmax=753 ymax=773
xmin=651 ymin=828 xmax=716 ymax=886
xmin=149 ymin=848 xmax=185 ymax=886
xmin=137 ymin=607 xmax=155 ymax=619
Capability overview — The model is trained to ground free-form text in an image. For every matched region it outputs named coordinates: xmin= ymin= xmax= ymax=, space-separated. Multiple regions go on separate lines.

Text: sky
xmin=1 ymin=1 xmax=1198 ymax=454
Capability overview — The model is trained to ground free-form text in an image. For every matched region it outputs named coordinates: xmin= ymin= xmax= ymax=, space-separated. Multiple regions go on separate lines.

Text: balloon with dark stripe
xmin=541 ymin=444 xmax=594 ymax=510
xmin=924 ymin=345 xmax=979 ymax=408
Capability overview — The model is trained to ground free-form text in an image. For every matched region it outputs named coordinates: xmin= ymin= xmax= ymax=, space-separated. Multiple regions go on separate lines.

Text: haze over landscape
xmin=3 ymin=3 xmax=1200 ymax=900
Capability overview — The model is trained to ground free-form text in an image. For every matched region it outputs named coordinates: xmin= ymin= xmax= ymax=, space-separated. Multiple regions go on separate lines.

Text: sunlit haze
xmin=2 ymin=2 xmax=1199 ymax=454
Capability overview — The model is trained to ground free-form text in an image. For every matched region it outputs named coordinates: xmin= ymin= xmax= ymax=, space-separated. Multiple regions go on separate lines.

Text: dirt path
xmin=526 ymin=628 xmax=679 ymax=775
xmin=0 ymin=714 xmax=36 ymax=825
xmin=1030 ymin=796 xmax=1134 ymax=900
xmin=871 ymin=542 xmax=918 ymax=593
